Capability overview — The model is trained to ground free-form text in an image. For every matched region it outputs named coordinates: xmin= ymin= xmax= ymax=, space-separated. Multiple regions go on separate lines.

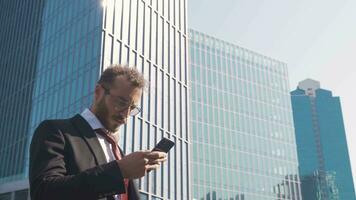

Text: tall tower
xmin=189 ymin=29 xmax=301 ymax=200
xmin=291 ymin=79 xmax=355 ymax=200
xmin=0 ymin=0 xmax=45 ymax=186
xmin=0 ymin=1 xmax=189 ymax=199
xmin=100 ymin=0 xmax=189 ymax=199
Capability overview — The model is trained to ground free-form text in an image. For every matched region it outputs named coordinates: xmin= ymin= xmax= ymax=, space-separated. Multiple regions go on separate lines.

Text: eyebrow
xmin=116 ymin=96 xmax=130 ymax=103
xmin=111 ymin=92 xmax=139 ymax=106
xmin=117 ymin=96 xmax=139 ymax=106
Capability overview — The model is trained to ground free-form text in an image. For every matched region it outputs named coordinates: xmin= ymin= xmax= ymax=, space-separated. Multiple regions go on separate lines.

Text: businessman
xmin=29 ymin=64 xmax=167 ymax=200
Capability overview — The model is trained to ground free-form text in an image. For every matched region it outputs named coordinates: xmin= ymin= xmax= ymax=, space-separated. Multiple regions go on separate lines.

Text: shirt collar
xmin=80 ymin=108 xmax=105 ymax=130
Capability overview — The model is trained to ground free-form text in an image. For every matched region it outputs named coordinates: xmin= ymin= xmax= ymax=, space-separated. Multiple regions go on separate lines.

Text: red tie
xmin=96 ymin=128 xmax=129 ymax=200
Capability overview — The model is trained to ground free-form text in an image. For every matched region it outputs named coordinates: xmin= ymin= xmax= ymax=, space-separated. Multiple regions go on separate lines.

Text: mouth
xmin=113 ymin=117 xmax=125 ymax=124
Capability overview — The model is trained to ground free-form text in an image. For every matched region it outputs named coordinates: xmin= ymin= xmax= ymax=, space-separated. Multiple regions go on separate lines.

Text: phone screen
xmin=152 ymin=137 xmax=175 ymax=153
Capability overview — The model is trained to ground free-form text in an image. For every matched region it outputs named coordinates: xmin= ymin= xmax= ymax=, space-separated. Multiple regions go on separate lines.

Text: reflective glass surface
xmin=189 ymin=29 xmax=301 ymax=200
xmin=1 ymin=1 xmax=189 ymax=199
xmin=291 ymin=85 xmax=356 ymax=200
xmin=101 ymin=0 xmax=189 ymax=199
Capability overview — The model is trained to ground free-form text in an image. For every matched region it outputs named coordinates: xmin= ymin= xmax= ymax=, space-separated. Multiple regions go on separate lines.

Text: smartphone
xmin=152 ymin=137 xmax=175 ymax=153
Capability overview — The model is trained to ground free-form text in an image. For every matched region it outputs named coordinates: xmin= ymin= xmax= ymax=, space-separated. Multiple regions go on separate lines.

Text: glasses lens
xmin=130 ymin=107 xmax=141 ymax=116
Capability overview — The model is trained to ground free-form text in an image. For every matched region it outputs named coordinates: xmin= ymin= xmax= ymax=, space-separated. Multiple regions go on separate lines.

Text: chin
xmin=109 ymin=123 xmax=121 ymax=132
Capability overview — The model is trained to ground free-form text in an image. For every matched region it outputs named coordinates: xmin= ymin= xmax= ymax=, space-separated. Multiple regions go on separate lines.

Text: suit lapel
xmin=70 ymin=114 xmax=108 ymax=166
xmin=71 ymin=114 xmax=140 ymax=199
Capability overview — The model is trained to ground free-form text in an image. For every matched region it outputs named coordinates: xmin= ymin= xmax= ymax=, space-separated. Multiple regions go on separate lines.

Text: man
xmin=29 ymin=65 xmax=167 ymax=200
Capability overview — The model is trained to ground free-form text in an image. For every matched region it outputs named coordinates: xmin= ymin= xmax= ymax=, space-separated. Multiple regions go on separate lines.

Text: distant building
xmin=291 ymin=79 xmax=356 ymax=200
xmin=300 ymin=170 xmax=339 ymax=200
xmin=189 ymin=29 xmax=301 ymax=199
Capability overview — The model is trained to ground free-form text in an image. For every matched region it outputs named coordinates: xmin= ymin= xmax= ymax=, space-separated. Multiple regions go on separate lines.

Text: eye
xmin=117 ymin=100 xmax=128 ymax=107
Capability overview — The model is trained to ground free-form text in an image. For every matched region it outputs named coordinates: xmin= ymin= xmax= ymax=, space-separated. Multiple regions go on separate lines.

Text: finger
xmin=146 ymin=152 xmax=167 ymax=159
xmin=151 ymin=148 xmax=163 ymax=152
xmin=145 ymin=164 xmax=161 ymax=171
xmin=147 ymin=160 xmax=159 ymax=165
xmin=143 ymin=158 xmax=149 ymax=164
xmin=148 ymin=157 xmax=167 ymax=164
xmin=147 ymin=158 xmax=166 ymax=165
xmin=139 ymin=150 xmax=151 ymax=154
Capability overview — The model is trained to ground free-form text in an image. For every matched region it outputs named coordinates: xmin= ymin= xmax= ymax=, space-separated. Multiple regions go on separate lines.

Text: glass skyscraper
xmin=0 ymin=0 xmax=189 ymax=199
xmin=291 ymin=79 xmax=356 ymax=200
xmin=189 ymin=29 xmax=301 ymax=200
xmin=0 ymin=0 xmax=45 ymax=185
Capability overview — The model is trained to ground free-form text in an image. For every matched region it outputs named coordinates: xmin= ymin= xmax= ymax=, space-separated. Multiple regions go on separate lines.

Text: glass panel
xmin=142 ymin=61 xmax=150 ymax=119
xmin=176 ymin=83 xmax=181 ymax=138
xmin=150 ymin=66 xmax=157 ymax=123
xmin=139 ymin=192 xmax=148 ymax=200
xmin=0 ymin=192 xmax=11 ymax=200
xmin=114 ymin=0 xmax=123 ymax=38
xmin=182 ymin=88 xmax=187 ymax=140
xmin=129 ymin=0 xmax=137 ymax=47
xmin=104 ymin=34 xmax=113 ymax=66
xmin=169 ymin=136 xmax=177 ymax=199
xmin=157 ymin=16 xmax=163 ymax=67
xmin=121 ymin=0 xmax=130 ymax=44
xmin=144 ymin=5 xmax=151 ymax=56
xmin=14 ymin=189 xmax=28 ymax=200
xmin=151 ymin=12 xmax=157 ymax=64
xmin=137 ymin=0 xmax=144 ymax=54
xmin=157 ymin=69 xmax=163 ymax=127
xmin=164 ymin=22 xmax=169 ymax=70
xmin=161 ymin=74 xmax=168 ymax=129
xmin=169 ymin=78 xmax=175 ymax=133
xmin=105 ymin=0 xmax=114 ymax=34
xmin=134 ymin=118 xmax=142 ymax=152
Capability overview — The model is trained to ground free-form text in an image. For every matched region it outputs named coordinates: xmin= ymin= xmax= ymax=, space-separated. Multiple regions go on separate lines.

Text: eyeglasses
xmin=101 ymin=85 xmax=141 ymax=116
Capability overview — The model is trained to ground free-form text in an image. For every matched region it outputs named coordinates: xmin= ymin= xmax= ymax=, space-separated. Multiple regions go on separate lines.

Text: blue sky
xmin=188 ymin=0 xmax=356 ymax=190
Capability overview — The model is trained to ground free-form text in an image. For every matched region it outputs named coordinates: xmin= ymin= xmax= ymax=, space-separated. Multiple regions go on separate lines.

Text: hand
xmin=117 ymin=151 xmax=167 ymax=179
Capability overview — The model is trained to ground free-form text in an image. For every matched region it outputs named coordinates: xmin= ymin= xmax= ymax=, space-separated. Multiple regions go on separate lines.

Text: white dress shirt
xmin=80 ymin=108 xmax=121 ymax=200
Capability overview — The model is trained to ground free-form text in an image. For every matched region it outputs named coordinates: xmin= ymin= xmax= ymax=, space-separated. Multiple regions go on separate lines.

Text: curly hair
xmin=98 ymin=64 xmax=146 ymax=89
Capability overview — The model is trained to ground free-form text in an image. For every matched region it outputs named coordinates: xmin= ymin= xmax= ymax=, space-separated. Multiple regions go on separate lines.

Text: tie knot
xmin=95 ymin=128 xmax=117 ymax=146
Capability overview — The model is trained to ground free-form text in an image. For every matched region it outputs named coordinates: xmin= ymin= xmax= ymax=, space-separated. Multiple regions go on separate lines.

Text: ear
xmin=94 ymin=84 xmax=103 ymax=102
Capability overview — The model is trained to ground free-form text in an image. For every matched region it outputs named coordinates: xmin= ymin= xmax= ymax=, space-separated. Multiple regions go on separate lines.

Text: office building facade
xmin=0 ymin=0 xmax=189 ymax=199
xmin=299 ymin=170 xmax=339 ymax=200
xmin=291 ymin=79 xmax=356 ymax=200
xmin=0 ymin=0 xmax=45 ymax=185
xmin=189 ymin=29 xmax=301 ymax=200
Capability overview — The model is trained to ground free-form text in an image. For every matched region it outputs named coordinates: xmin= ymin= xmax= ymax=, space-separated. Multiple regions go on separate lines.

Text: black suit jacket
xmin=29 ymin=114 xmax=140 ymax=200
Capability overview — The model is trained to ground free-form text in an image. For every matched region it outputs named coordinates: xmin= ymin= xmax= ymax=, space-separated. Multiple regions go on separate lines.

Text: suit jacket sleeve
xmin=29 ymin=120 xmax=126 ymax=200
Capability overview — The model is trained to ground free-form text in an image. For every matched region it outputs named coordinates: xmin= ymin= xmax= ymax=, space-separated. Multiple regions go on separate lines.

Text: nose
xmin=118 ymin=106 xmax=131 ymax=119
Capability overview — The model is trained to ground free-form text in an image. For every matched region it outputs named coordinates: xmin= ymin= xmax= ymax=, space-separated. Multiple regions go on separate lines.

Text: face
xmin=91 ymin=76 xmax=142 ymax=132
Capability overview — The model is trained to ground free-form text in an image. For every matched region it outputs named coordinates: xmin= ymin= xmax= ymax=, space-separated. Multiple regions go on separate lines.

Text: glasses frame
xmin=100 ymin=84 xmax=141 ymax=116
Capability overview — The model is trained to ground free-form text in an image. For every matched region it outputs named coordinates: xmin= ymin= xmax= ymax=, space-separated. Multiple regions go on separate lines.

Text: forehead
xmin=110 ymin=75 xmax=142 ymax=99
